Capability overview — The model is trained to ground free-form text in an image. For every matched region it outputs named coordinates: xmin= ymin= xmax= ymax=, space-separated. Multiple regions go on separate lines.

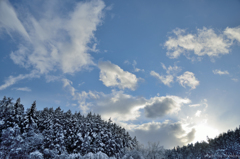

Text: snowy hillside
xmin=1 ymin=96 xmax=240 ymax=159
xmin=0 ymin=97 xmax=137 ymax=158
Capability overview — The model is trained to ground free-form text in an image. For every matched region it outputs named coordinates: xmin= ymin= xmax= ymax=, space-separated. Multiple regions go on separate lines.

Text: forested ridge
xmin=0 ymin=96 xmax=137 ymax=158
xmin=164 ymin=126 xmax=240 ymax=158
xmin=1 ymin=96 xmax=240 ymax=159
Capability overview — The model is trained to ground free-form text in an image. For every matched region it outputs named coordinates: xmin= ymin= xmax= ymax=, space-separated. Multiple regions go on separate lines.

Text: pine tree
xmin=0 ymin=124 xmax=26 ymax=158
xmin=13 ymin=98 xmax=24 ymax=131
xmin=0 ymin=97 xmax=139 ymax=158
xmin=23 ymin=101 xmax=38 ymax=133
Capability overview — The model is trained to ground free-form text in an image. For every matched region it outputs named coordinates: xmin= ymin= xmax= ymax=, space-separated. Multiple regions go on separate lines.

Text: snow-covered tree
xmin=0 ymin=96 xmax=140 ymax=158
xmin=0 ymin=124 xmax=26 ymax=158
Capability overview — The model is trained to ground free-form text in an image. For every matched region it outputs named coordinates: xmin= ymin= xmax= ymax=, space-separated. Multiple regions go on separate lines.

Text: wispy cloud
xmin=0 ymin=71 xmax=40 ymax=90
xmin=45 ymin=75 xmax=61 ymax=83
xmin=0 ymin=0 xmax=30 ymax=40
xmin=189 ymin=104 xmax=201 ymax=107
xmin=124 ymin=60 xmax=130 ymax=65
xmin=132 ymin=60 xmax=144 ymax=72
xmin=150 ymin=63 xmax=182 ymax=87
xmin=62 ymin=78 xmax=101 ymax=113
xmin=212 ymin=69 xmax=229 ymax=75
xmin=98 ymin=61 xmax=139 ymax=91
xmin=3 ymin=0 xmax=105 ymax=74
xmin=189 ymin=99 xmax=208 ymax=110
xmin=177 ymin=71 xmax=199 ymax=89
xmin=12 ymin=87 xmax=31 ymax=92
xmin=161 ymin=63 xmax=182 ymax=75
xmin=150 ymin=71 xmax=174 ymax=86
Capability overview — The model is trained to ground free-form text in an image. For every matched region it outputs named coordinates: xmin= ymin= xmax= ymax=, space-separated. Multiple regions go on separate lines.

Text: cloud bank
xmin=62 ymin=79 xmax=191 ymax=122
xmin=130 ymin=121 xmax=195 ymax=149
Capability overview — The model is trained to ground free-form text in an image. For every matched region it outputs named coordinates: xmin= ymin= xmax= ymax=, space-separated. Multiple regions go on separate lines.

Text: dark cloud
xmin=93 ymin=91 xmax=146 ymax=121
xmin=184 ymin=128 xmax=196 ymax=143
xmin=144 ymin=98 xmax=177 ymax=118
xmin=130 ymin=121 xmax=196 ymax=149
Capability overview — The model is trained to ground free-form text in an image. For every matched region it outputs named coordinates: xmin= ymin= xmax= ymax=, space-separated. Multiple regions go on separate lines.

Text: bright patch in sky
xmin=193 ymin=122 xmax=220 ymax=144
xmin=0 ymin=0 xmax=240 ymax=149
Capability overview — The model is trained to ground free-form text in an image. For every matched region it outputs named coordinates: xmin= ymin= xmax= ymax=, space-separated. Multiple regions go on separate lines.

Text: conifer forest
xmin=0 ymin=97 xmax=240 ymax=158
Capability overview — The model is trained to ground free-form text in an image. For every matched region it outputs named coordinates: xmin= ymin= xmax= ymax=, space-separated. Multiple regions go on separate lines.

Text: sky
xmin=0 ymin=0 xmax=240 ymax=149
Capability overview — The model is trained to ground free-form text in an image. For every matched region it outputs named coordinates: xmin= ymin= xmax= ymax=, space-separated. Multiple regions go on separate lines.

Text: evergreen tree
xmin=13 ymin=98 xmax=24 ymax=132
xmin=0 ymin=96 xmax=140 ymax=158
xmin=0 ymin=124 xmax=26 ymax=158
xmin=23 ymin=101 xmax=38 ymax=133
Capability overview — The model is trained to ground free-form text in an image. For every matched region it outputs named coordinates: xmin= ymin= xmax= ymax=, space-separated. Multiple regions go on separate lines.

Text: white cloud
xmin=161 ymin=63 xmax=167 ymax=70
xmin=62 ymin=79 xmax=145 ymax=120
xmin=177 ymin=71 xmax=199 ymax=89
xmin=161 ymin=63 xmax=181 ymax=75
xmin=212 ymin=69 xmax=229 ymax=75
xmin=94 ymin=94 xmax=190 ymax=121
xmin=0 ymin=0 xmax=30 ymax=40
xmin=144 ymin=96 xmax=191 ymax=118
xmin=62 ymin=78 xmax=101 ymax=113
xmin=150 ymin=71 xmax=173 ymax=86
xmin=151 ymin=63 xmax=182 ymax=87
xmin=165 ymin=27 xmax=231 ymax=59
xmin=0 ymin=71 xmax=40 ymax=90
xmin=224 ymin=26 xmax=240 ymax=43
xmin=132 ymin=60 xmax=144 ymax=72
xmin=195 ymin=110 xmax=201 ymax=117
xmin=3 ymin=0 xmax=105 ymax=74
xmin=62 ymin=79 xmax=191 ymax=122
xmin=189 ymin=99 xmax=208 ymax=111
xmin=189 ymin=104 xmax=201 ymax=107
xmin=62 ymin=79 xmax=76 ymax=96
xmin=13 ymin=87 xmax=31 ymax=92
xmin=61 ymin=80 xmax=196 ymax=148
xmin=98 ymin=61 xmax=139 ymax=90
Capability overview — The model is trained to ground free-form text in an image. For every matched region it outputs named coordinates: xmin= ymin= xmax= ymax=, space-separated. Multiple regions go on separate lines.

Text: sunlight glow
xmin=193 ymin=123 xmax=219 ymax=143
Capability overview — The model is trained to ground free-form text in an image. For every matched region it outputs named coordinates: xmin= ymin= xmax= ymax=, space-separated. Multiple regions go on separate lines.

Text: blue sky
xmin=1 ymin=0 xmax=240 ymax=149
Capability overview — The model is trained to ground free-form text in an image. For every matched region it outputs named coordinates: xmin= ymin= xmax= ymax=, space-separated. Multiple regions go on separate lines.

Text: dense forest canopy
xmin=0 ymin=96 xmax=138 ymax=158
xmin=1 ymin=96 xmax=240 ymax=159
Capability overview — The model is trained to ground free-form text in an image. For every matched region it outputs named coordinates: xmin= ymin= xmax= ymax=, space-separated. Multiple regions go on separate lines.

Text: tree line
xmin=1 ymin=96 xmax=240 ymax=159
xmin=0 ymin=96 xmax=137 ymax=158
